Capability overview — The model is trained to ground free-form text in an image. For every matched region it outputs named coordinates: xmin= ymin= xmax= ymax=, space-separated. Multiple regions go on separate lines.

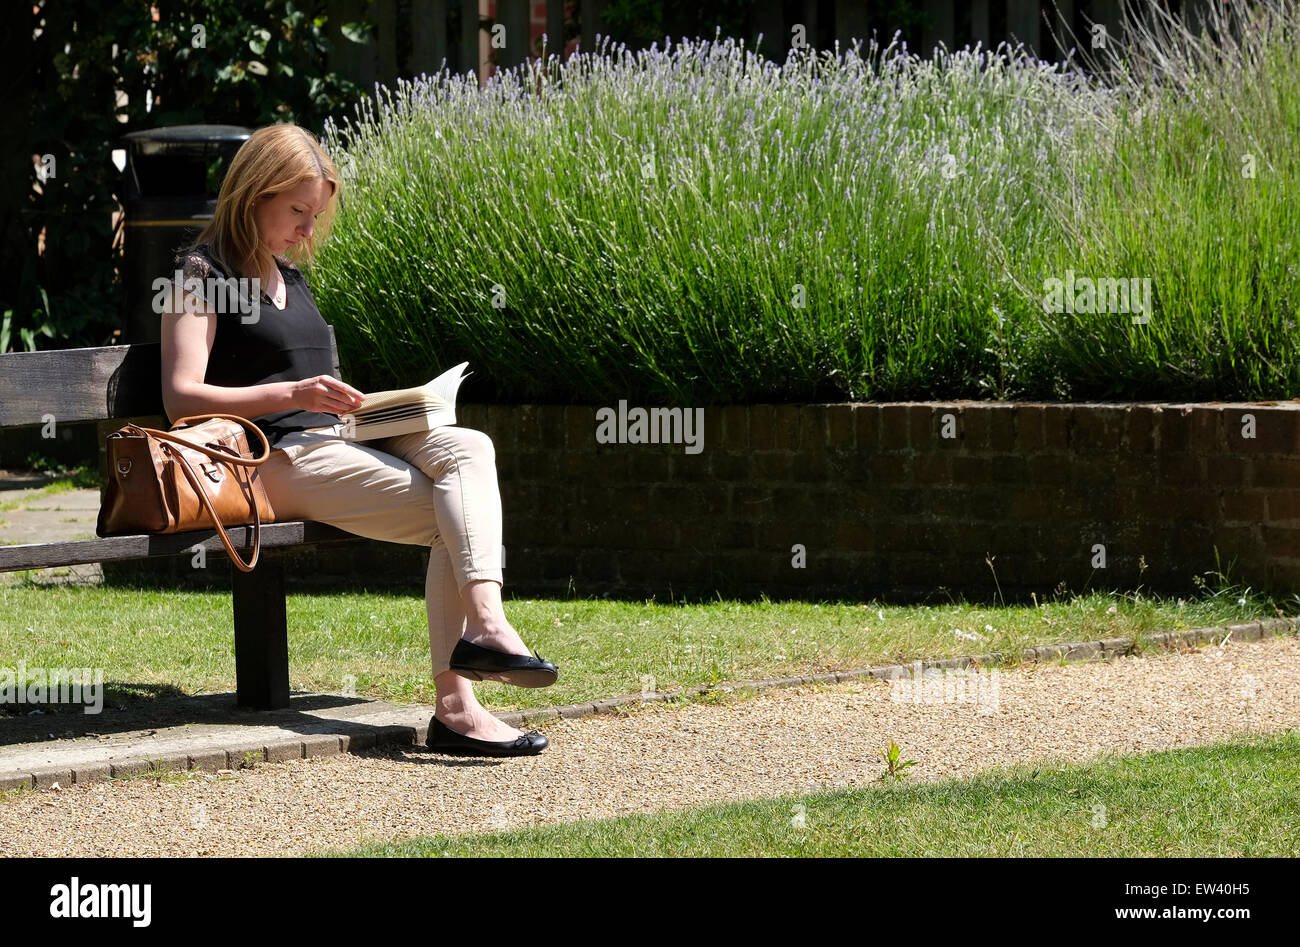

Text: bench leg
xmin=231 ymin=550 xmax=291 ymax=710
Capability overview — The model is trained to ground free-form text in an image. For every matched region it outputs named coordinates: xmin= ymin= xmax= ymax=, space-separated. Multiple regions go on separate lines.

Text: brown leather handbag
xmin=95 ymin=415 xmax=275 ymax=572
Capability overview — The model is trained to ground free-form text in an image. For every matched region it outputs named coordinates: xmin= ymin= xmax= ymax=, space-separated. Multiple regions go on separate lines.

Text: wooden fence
xmin=324 ymin=1 xmax=1230 ymax=88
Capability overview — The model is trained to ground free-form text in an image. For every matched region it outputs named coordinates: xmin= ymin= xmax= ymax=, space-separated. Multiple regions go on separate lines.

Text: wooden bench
xmin=0 ymin=327 xmax=361 ymax=710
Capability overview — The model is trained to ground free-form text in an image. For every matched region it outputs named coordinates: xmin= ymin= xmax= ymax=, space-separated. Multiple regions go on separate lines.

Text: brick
xmin=772 ymin=486 xmax=817 ymax=518
xmin=33 ymin=769 xmax=73 ymax=789
xmin=149 ymin=755 xmax=187 ymax=774
xmin=578 ymin=549 xmax=621 ymax=578
xmin=337 ymin=730 xmax=376 ymax=753
xmin=1205 ymin=455 xmax=1253 ymax=488
xmin=1070 ymin=454 xmax=1123 ymax=492
xmin=798 ymin=406 xmax=826 ymax=451
xmin=1125 ymin=407 xmax=1156 ymax=452
xmin=1008 ymin=490 xmax=1057 ymax=520
xmin=1062 ymin=641 xmax=1102 ymax=661
xmin=516 ymin=405 xmax=540 ymax=448
xmin=1261 ymin=527 xmax=1300 ymax=558
xmin=642 ymin=520 xmax=676 ymax=549
xmin=1265 ymin=559 xmax=1300 ymax=593
xmin=669 ymin=450 xmax=711 ymax=481
xmin=487 ymin=404 xmax=518 ymax=452
xmin=989 ymin=455 xmax=1030 ymax=484
xmin=0 ymin=773 xmax=34 ymax=792
xmin=721 ymin=405 xmax=748 ymax=448
xmin=709 ymin=450 xmax=748 ymax=480
xmin=1157 ymin=452 xmax=1201 ymax=485
xmin=908 ymin=406 xmax=937 ymax=451
xmin=538 ymin=406 xmax=564 ymax=447
xmin=1207 ymin=524 xmax=1263 ymax=560
xmin=1100 ymin=637 xmax=1134 ymax=657
xmin=1254 ymin=457 xmax=1300 ymax=488
xmin=628 ymin=450 xmax=669 ymax=482
xmin=749 ymin=405 xmax=776 ymax=449
xmin=1267 ymin=490 xmax=1300 ymax=522
xmin=458 ymin=404 xmax=488 ymax=430
xmin=73 ymin=762 xmax=112 ymax=785
xmin=773 ymin=405 xmax=800 ymax=448
xmin=1041 ymin=405 xmax=1072 ymax=450
xmin=869 ymin=453 xmax=913 ymax=483
xmin=950 ymin=454 xmax=991 ymax=483
xmin=1188 ymin=407 xmax=1224 ymax=453
xmin=564 ymin=405 xmax=593 ymax=450
xmin=553 ymin=703 xmax=597 ymax=719
xmin=825 ymin=405 xmax=854 ymax=448
xmin=879 ymin=405 xmax=910 ymax=450
xmin=187 ymin=750 xmax=227 ymax=773
xmin=302 ymin=735 xmax=344 ymax=759
xmin=790 ymin=451 xmax=828 ymax=482
xmin=912 ymin=452 xmax=951 ymax=485
xmin=1073 ymin=406 xmax=1125 ymax=452
xmin=109 ymin=758 xmax=151 ymax=778
xmin=958 ymin=407 xmax=989 ymax=450
xmin=1157 ymin=406 xmax=1193 ymax=451
xmin=1225 ymin=621 xmax=1264 ymax=642
xmin=930 ymin=488 xmax=978 ymax=519
xmin=987 ymin=405 xmax=1017 ymax=451
xmin=1017 ymin=405 xmax=1047 ymax=450
xmin=518 ymin=707 xmax=559 ymax=725
xmin=1232 ymin=408 xmax=1300 ymax=453
xmin=825 ymin=447 xmax=868 ymax=480
xmin=931 ymin=407 xmax=961 ymax=448
xmin=854 ymin=405 xmax=881 ymax=451
xmin=831 ymin=522 xmax=873 ymax=551
xmin=838 ymin=485 xmax=880 ymax=522
xmin=752 ymin=450 xmax=791 ymax=481
xmin=717 ymin=520 xmax=756 ymax=549
xmin=701 ymin=407 xmax=722 ymax=452
xmin=1118 ymin=452 xmax=1159 ymax=489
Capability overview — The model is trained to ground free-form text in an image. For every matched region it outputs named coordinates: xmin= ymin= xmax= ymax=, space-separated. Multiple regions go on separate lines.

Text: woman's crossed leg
xmin=258 ymin=423 xmax=532 ymax=742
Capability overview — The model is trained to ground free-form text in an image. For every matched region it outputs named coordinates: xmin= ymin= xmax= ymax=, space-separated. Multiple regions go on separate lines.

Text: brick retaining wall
xmin=456 ymin=401 xmax=1300 ymax=602
xmin=137 ymin=401 xmax=1300 ymax=603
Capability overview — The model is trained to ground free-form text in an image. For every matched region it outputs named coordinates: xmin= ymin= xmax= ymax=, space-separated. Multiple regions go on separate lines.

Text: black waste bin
xmin=119 ymin=124 xmax=252 ymax=344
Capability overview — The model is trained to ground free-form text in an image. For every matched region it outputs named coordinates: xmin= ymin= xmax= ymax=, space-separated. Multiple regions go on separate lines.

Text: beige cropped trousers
xmin=254 ymin=422 xmax=504 ymax=678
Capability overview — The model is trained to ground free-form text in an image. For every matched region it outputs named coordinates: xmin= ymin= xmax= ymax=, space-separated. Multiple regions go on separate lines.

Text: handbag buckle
xmin=199 ymin=462 xmax=225 ymax=484
xmin=116 ymin=459 xmax=132 ymax=476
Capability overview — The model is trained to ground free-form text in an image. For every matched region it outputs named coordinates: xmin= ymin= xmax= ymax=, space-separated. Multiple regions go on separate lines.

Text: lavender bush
xmin=309 ymin=0 xmax=1297 ymax=404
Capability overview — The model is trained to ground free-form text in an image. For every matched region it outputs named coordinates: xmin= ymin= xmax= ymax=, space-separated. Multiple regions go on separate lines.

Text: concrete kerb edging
xmin=2 ymin=617 xmax=1295 ymax=795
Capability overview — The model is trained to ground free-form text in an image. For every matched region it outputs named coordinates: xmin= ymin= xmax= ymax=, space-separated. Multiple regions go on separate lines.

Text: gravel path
xmin=2 ymin=633 xmax=1297 ymax=857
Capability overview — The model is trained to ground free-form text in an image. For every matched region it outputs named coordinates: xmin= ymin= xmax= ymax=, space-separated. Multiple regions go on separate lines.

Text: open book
xmin=341 ymin=362 xmax=471 ymax=441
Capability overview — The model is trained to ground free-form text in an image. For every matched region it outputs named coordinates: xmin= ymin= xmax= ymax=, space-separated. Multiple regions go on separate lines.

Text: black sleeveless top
xmin=175 ymin=243 xmax=340 ymax=446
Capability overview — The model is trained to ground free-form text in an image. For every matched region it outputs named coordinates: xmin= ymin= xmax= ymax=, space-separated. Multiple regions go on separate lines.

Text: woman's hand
xmin=290 ymin=375 xmax=365 ymax=415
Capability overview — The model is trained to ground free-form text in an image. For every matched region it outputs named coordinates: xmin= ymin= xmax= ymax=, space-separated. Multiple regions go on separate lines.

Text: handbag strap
xmin=124 ymin=414 xmax=272 ymax=468
xmin=164 ymin=440 xmax=262 ymax=572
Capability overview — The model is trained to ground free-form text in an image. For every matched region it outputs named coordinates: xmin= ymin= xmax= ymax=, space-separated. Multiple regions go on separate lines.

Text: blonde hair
xmin=190 ymin=123 xmax=340 ymax=285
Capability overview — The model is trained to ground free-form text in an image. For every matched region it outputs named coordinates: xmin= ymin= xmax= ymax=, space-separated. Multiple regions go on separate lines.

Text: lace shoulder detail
xmin=275 ymin=254 xmax=305 ymax=281
xmin=174 ymin=246 xmax=236 ymax=308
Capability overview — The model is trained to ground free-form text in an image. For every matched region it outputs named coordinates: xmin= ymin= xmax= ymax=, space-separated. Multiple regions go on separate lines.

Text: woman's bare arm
xmin=160 ymin=283 xmax=364 ymax=424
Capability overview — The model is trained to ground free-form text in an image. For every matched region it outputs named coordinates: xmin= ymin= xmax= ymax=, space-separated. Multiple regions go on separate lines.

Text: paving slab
xmin=0 ymin=690 xmax=444 ymax=790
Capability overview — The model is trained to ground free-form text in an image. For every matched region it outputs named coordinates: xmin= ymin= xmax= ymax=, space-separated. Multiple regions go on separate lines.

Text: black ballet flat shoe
xmin=449 ymin=637 xmax=559 ymax=688
xmin=425 ymin=715 xmax=549 ymax=756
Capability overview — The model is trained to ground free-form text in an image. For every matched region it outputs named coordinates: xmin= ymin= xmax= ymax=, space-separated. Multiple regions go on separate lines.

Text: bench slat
xmin=0 ymin=325 xmax=339 ymax=427
xmin=0 ymin=343 xmax=164 ymax=426
xmin=0 ymin=521 xmax=359 ymax=572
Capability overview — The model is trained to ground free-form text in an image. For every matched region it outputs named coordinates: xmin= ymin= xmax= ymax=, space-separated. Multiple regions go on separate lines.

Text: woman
xmin=161 ymin=123 xmax=556 ymax=757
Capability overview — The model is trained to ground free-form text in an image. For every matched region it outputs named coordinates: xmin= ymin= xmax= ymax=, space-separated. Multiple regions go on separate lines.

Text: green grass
xmin=309 ymin=1 xmax=1299 ymax=403
xmin=311 ymin=729 xmax=1300 ymax=857
xmin=0 ymin=578 xmax=1288 ymax=715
